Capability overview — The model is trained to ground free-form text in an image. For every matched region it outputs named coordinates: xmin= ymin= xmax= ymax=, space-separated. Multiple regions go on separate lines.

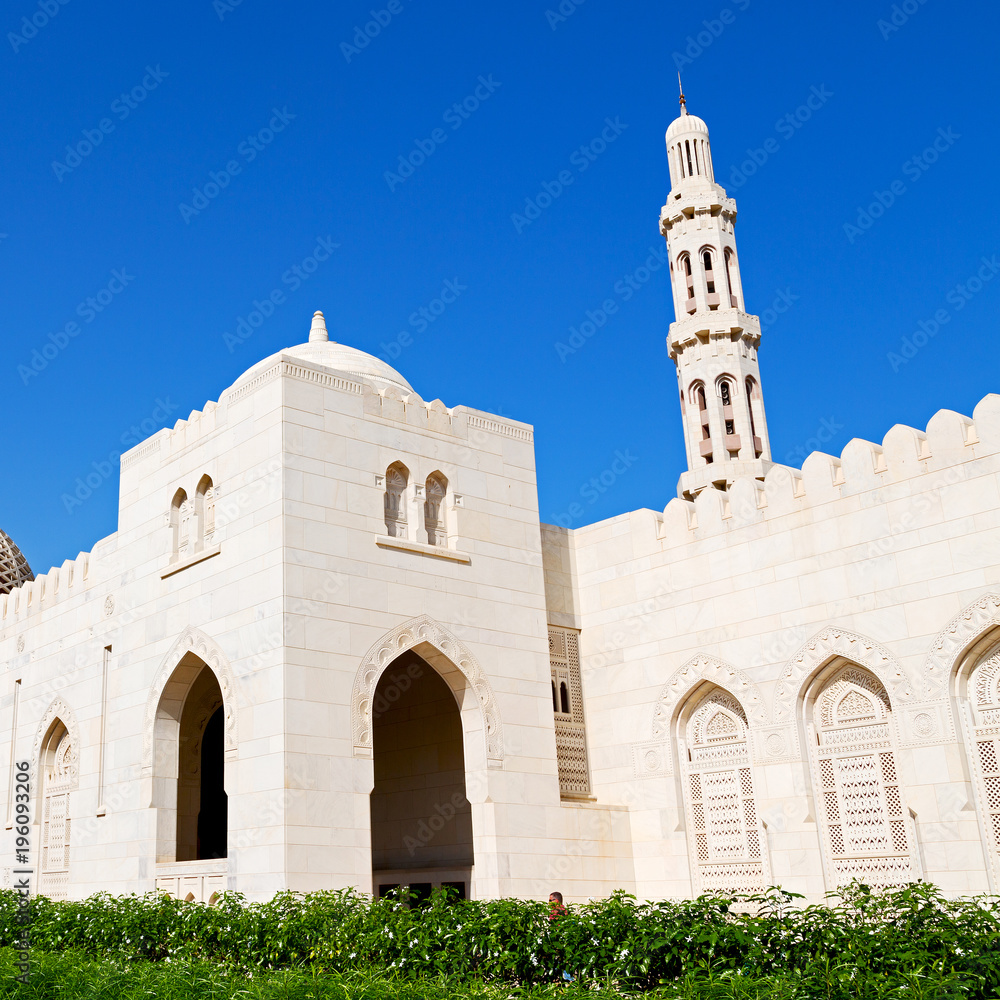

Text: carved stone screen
xmin=967 ymin=645 xmax=1000 ymax=887
xmin=548 ymin=627 xmax=591 ymax=796
xmin=809 ymin=666 xmax=919 ymax=888
xmin=681 ymin=690 xmax=769 ymax=893
xmin=40 ymin=721 xmax=75 ymax=900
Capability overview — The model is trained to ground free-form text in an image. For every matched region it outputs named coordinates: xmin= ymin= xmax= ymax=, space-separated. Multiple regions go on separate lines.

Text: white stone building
xmin=3 ymin=101 xmax=1000 ymax=905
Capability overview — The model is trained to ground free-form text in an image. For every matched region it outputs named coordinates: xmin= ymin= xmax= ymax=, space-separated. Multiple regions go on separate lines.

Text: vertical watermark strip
xmin=12 ymin=760 xmax=32 ymax=983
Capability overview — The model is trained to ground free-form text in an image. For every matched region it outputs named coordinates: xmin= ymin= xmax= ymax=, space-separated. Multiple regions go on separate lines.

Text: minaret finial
xmin=678 ymin=72 xmax=687 ymax=114
xmin=309 ymin=310 xmax=329 ymax=343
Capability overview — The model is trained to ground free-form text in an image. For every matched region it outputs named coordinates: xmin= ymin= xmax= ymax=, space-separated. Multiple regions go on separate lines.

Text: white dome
xmin=666 ymin=112 xmax=709 ymax=142
xmin=0 ymin=528 xmax=34 ymax=595
xmin=231 ymin=312 xmax=413 ymax=395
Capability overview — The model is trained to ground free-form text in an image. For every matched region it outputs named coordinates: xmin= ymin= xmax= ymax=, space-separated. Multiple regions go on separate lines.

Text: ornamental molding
xmin=650 ymin=654 xmax=767 ymax=740
xmin=351 ymin=615 xmax=504 ymax=767
xmin=773 ymin=628 xmax=913 ymax=723
xmin=31 ymin=697 xmax=80 ymax=788
xmin=923 ymin=593 xmax=1000 ymax=698
xmin=141 ymin=626 xmax=239 ymax=769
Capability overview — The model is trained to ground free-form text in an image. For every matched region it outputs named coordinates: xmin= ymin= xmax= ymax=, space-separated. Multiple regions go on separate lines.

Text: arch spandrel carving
xmin=773 ymin=628 xmax=913 ymax=723
xmin=924 ymin=593 xmax=1000 ymax=698
xmin=31 ymin=698 xmax=80 ymax=787
xmin=142 ymin=626 xmax=238 ymax=769
xmin=352 ymin=615 xmax=504 ymax=767
xmin=650 ymin=654 xmax=767 ymax=740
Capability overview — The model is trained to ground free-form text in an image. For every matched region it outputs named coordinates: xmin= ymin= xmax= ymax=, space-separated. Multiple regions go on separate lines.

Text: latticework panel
xmin=0 ymin=528 xmax=33 ymax=595
xmin=968 ymin=647 xmax=1000 ymax=884
xmin=548 ymin=627 xmax=591 ymax=796
xmin=683 ymin=690 xmax=769 ymax=894
xmin=811 ymin=666 xmax=918 ymax=888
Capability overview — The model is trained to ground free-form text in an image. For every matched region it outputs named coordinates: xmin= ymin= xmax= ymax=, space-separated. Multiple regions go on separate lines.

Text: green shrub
xmin=0 ymin=882 xmax=998 ymax=996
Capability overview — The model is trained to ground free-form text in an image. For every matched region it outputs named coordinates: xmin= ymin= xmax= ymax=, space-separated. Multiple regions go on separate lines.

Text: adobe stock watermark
xmin=758 ymin=287 xmax=799 ymax=334
xmin=887 ymin=254 xmax=999 ymax=372
xmin=549 ymin=449 xmax=639 ymax=528
xmin=7 ymin=0 xmax=72 ymax=54
xmin=671 ymin=0 xmax=750 ymax=71
xmin=222 ymin=235 xmax=339 ymax=352
xmin=384 ymin=76 xmax=501 ymax=192
xmin=878 ymin=0 xmax=930 ymax=39
xmin=545 ymin=0 xmax=587 ymax=30
xmin=378 ymin=278 xmax=466 ymax=362
xmin=783 ymin=416 xmax=844 ymax=466
xmin=511 ymin=117 xmax=628 ymax=234
xmin=179 ymin=107 xmax=296 ymax=223
xmin=52 ymin=66 xmax=169 ymax=182
xmin=340 ymin=0 xmax=414 ymax=63
xmin=843 ymin=127 xmax=960 ymax=243
xmin=728 ymin=85 xmax=833 ymax=189
xmin=213 ymin=0 xmax=247 ymax=20
xmin=17 ymin=269 xmax=135 ymax=385
xmin=61 ymin=397 xmax=180 ymax=514
xmin=554 ymin=245 xmax=667 ymax=361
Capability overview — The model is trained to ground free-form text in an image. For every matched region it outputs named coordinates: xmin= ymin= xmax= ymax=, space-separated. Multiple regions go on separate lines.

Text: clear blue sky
xmin=3 ymin=0 xmax=998 ymax=575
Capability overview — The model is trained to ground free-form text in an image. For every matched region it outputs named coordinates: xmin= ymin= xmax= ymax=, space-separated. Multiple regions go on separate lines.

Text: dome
xmin=231 ymin=311 xmax=413 ymax=395
xmin=0 ymin=529 xmax=34 ymax=595
xmin=666 ymin=111 xmax=709 ymax=142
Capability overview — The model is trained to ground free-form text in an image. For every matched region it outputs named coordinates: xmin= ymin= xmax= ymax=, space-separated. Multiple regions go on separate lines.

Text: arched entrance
xmin=148 ymin=647 xmax=230 ymax=902
xmin=369 ymin=650 xmax=474 ymax=901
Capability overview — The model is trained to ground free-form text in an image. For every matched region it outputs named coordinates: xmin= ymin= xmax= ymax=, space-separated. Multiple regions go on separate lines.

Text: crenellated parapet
xmin=0 ymin=546 xmax=99 ymax=625
xmin=657 ymin=394 xmax=1000 ymax=545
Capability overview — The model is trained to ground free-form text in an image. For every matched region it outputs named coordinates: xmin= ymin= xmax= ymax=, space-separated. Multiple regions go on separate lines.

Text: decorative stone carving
xmin=16 ymin=635 xmax=24 ymax=654
xmin=923 ymin=593 xmax=1000 ymax=698
xmin=141 ymin=627 xmax=239 ymax=769
xmin=31 ymin=698 xmax=80 ymax=786
xmin=104 ymin=595 xmax=115 ymax=617
xmin=352 ymin=615 xmax=504 ymax=767
xmin=631 ymin=740 xmax=672 ymax=778
xmin=650 ymin=655 xmax=767 ymax=739
xmin=773 ymin=628 xmax=913 ymax=723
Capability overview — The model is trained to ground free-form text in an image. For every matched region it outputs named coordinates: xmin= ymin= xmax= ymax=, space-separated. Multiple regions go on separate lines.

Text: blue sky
xmin=3 ymin=0 xmax=998 ymax=575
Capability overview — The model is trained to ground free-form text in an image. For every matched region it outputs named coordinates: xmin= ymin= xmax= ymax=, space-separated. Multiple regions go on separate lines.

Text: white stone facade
xmin=3 ymin=106 xmax=1000 ymax=903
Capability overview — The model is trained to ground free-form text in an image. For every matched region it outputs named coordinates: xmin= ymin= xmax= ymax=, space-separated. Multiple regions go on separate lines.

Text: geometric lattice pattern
xmin=811 ymin=665 xmax=918 ymax=888
xmin=40 ymin=721 xmax=76 ymax=902
xmin=0 ymin=527 xmax=33 ymax=595
xmin=548 ymin=627 xmax=591 ymax=796
xmin=683 ymin=690 xmax=768 ymax=893
xmin=969 ymin=645 xmax=1000 ymax=884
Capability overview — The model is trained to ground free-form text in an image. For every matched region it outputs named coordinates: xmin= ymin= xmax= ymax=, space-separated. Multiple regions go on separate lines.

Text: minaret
xmin=661 ymin=88 xmax=772 ymax=499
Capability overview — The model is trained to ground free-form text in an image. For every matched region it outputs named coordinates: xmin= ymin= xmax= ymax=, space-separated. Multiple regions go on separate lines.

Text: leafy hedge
xmin=1 ymin=883 xmax=999 ymax=996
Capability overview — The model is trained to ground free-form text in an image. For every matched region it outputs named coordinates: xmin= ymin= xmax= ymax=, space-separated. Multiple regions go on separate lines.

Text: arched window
xmin=680 ymin=689 xmax=769 ymax=894
xmin=719 ymin=381 xmax=731 ymax=407
xmin=806 ymin=665 xmax=919 ymax=889
xmin=724 ymin=249 xmax=738 ymax=308
xmin=195 ymin=475 xmax=216 ymax=551
xmin=960 ymin=639 xmax=1000 ymax=887
xmin=559 ymin=682 xmax=570 ymax=714
xmin=39 ymin=718 xmax=76 ymax=899
xmin=692 ymin=382 xmax=712 ymax=464
xmin=745 ymin=378 xmax=762 ymax=457
xmin=551 ymin=680 xmax=558 ymax=713
xmin=424 ymin=473 xmax=447 ymax=547
xmin=548 ymin=627 xmax=591 ymax=796
xmin=679 ymin=254 xmax=695 ymax=312
xmin=384 ymin=464 xmax=408 ymax=538
xmin=703 ymin=250 xmax=719 ymax=308
xmin=676 ymin=144 xmax=685 ymax=179
xmin=685 ymin=140 xmax=694 ymax=177
xmin=169 ymin=489 xmax=192 ymax=562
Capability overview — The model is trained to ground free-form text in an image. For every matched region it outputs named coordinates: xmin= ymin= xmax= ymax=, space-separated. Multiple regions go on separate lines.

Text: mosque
xmin=3 ymin=98 xmax=1000 ymax=904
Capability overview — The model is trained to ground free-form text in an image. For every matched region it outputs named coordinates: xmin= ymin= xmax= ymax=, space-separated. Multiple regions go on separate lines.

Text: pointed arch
xmin=142 ymin=626 xmax=238 ymax=770
xmin=651 ymin=654 xmax=767 ymax=740
xmin=924 ymin=592 xmax=1000 ymax=699
xmin=31 ymin=698 xmax=80 ymax=785
xmin=773 ymin=628 xmax=913 ymax=723
xmin=352 ymin=615 xmax=504 ymax=767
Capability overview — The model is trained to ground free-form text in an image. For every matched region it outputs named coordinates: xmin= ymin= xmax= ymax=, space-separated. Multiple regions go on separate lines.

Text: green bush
xmin=1 ymin=882 xmax=998 ymax=996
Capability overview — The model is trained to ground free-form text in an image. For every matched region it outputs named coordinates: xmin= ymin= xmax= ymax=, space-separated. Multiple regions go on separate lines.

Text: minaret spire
xmin=660 ymin=106 xmax=773 ymax=499
xmin=678 ymin=72 xmax=687 ymax=114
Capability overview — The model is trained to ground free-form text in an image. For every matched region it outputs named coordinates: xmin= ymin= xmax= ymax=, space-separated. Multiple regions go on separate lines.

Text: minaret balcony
xmin=706 ymin=292 xmax=720 ymax=308
xmin=724 ymin=434 xmax=741 ymax=452
xmin=698 ymin=440 xmax=714 ymax=458
xmin=685 ymin=297 xmax=697 ymax=314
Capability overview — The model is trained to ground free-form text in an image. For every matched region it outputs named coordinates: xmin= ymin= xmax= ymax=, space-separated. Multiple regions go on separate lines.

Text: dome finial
xmin=678 ymin=72 xmax=687 ymax=115
xmin=309 ymin=310 xmax=329 ymax=343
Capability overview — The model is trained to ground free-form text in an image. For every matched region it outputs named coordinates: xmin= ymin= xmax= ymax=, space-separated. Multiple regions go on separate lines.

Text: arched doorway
xmin=369 ymin=650 xmax=473 ymax=901
xmin=677 ymin=686 xmax=770 ymax=894
xmin=803 ymin=662 xmax=920 ymax=889
xmin=39 ymin=717 xmax=76 ymax=900
xmin=149 ymin=649 xmax=230 ymax=902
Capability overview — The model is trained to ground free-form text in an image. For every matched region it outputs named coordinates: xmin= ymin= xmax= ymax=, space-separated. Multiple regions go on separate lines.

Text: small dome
xmin=0 ymin=529 xmax=34 ymax=595
xmin=666 ymin=111 xmax=709 ymax=142
xmin=230 ymin=311 xmax=413 ymax=395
